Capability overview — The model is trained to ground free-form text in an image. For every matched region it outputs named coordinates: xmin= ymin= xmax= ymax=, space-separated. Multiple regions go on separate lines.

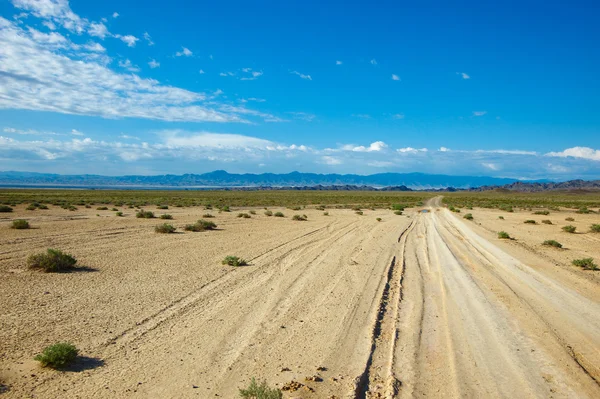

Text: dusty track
xmin=1 ymin=200 xmax=599 ymax=398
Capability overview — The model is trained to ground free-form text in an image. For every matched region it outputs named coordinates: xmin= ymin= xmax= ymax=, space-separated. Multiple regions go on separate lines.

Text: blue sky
xmin=0 ymin=0 xmax=599 ymax=179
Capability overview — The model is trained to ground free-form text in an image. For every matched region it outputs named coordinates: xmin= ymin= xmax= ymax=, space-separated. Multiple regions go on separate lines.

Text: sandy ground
xmin=0 ymin=199 xmax=599 ymax=398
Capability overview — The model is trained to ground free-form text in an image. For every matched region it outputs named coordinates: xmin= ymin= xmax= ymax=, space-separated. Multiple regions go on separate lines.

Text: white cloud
xmin=118 ymin=59 xmax=140 ymax=72
xmin=148 ymin=59 xmax=160 ymax=68
xmin=457 ymin=72 xmax=470 ymax=79
xmin=439 ymin=147 xmax=451 ymax=152
xmin=12 ymin=0 xmax=86 ymax=33
xmin=391 ymin=74 xmax=400 ymax=81
xmin=482 ymin=162 xmax=499 ymax=170
xmin=370 ymin=59 xmax=377 ymax=65
xmin=119 ymin=134 xmax=140 ymax=140
xmin=115 ymin=34 xmax=138 ymax=47
xmin=392 ymin=113 xmax=405 ymax=119
xmin=473 ymin=111 xmax=487 ymax=116
xmin=0 ymin=17 xmax=278 ymax=123
xmin=342 ymin=141 xmax=388 ymax=152
xmin=219 ymin=72 xmax=235 ymax=77
xmin=336 ymin=60 xmax=342 ymax=65
xmin=198 ymin=69 xmax=205 ymax=74
xmin=112 ymin=12 xmax=119 ymax=18
xmin=240 ymin=69 xmax=263 ymax=81
xmin=175 ymin=47 xmax=192 ymax=57
xmin=143 ymin=32 xmax=154 ymax=46
xmin=42 ymin=20 xmax=56 ymax=30
xmin=397 ymin=147 xmax=428 ymax=153
xmin=83 ymin=41 xmax=105 ymax=52
xmin=88 ymin=22 xmax=108 ymax=39
xmin=288 ymin=112 xmax=316 ymax=122
xmin=351 ymin=114 xmax=371 ymax=119
xmin=291 ymin=70 xmax=312 ymax=80
xmin=546 ymin=147 xmax=600 ymax=161
xmin=322 ymin=156 xmax=342 ymax=165
xmin=71 ymin=129 xmax=84 ymax=136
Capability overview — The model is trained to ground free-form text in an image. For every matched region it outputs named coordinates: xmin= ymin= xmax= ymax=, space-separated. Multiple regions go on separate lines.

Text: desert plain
xmin=0 ymin=192 xmax=599 ymax=398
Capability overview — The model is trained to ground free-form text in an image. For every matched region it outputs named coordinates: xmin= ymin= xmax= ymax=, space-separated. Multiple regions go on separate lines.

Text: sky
xmin=0 ymin=0 xmax=599 ymax=179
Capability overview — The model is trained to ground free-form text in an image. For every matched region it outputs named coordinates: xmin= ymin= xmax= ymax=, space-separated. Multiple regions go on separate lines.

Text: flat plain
xmin=0 ymin=190 xmax=599 ymax=398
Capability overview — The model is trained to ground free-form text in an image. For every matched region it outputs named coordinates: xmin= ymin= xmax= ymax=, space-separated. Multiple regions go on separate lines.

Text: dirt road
xmin=1 ymin=199 xmax=599 ymax=398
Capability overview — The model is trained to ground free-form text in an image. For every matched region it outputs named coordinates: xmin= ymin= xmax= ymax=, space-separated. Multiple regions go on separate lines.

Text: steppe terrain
xmin=1 ymin=193 xmax=599 ymax=398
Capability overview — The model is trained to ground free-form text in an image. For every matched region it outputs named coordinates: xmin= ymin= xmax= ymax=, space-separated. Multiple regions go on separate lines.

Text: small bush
xmin=34 ymin=343 xmax=78 ymax=369
xmin=565 ymin=217 xmax=575 ymax=222
xmin=541 ymin=220 xmax=552 ymax=225
xmin=394 ymin=210 xmax=402 ymax=215
xmin=448 ymin=206 xmax=460 ymax=213
xmin=498 ymin=231 xmax=510 ymax=239
xmin=533 ymin=210 xmax=550 ymax=215
xmin=316 ymin=206 xmax=325 ymax=211
xmin=85 ymin=205 xmax=92 ymax=209
xmin=222 ymin=256 xmax=248 ymax=267
xmin=572 ymin=258 xmax=598 ymax=270
xmin=26 ymin=204 xmax=37 ymax=211
xmin=11 ymin=219 xmax=30 ymax=229
xmin=576 ymin=207 xmax=590 ymax=214
xmin=184 ymin=219 xmax=217 ymax=232
xmin=463 ymin=213 xmax=473 ymax=220
xmin=238 ymin=213 xmax=251 ymax=218
xmin=274 ymin=212 xmax=285 ymax=217
xmin=264 ymin=210 xmax=273 ymax=216
xmin=249 ymin=210 xmax=256 ymax=215
xmin=157 ymin=205 xmax=169 ymax=210
xmin=391 ymin=204 xmax=404 ymax=211
xmin=239 ymin=377 xmax=282 ymax=399
xmin=201 ymin=213 xmax=214 ymax=218
xmin=111 ymin=208 xmax=118 ymax=211
xmin=96 ymin=206 xmax=108 ymax=210
xmin=590 ymin=224 xmax=600 ymax=233
xmin=542 ymin=240 xmax=562 ymax=248
xmin=136 ymin=210 xmax=155 ymax=219
xmin=27 ymin=249 xmax=77 ymax=272
xmin=524 ymin=220 xmax=536 ymax=224
xmin=160 ymin=214 xmax=173 ymax=220
xmin=38 ymin=204 xmax=49 ymax=210
xmin=323 ymin=211 xmax=329 ymax=216
xmin=155 ymin=223 xmax=176 ymax=234
xmin=291 ymin=206 xmax=302 ymax=211
xmin=562 ymin=225 xmax=576 ymax=233
xmin=292 ymin=214 xmax=307 ymax=221
xmin=221 ymin=206 xmax=231 ymax=212
xmin=355 ymin=211 xmax=363 ymax=215
xmin=0 ymin=205 xmax=13 ymax=212
xmin=376 ymin=217 xmax=382 ymax=222
xmin=498 ymin=216 xmax=504 ymax=219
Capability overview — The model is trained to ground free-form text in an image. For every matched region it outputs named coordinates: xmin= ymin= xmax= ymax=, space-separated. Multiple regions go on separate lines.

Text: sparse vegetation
xmin=394 ymin=210 xmax=402 ymax=215
xmin=184 ymin=219 xmax=217 ymax=232
xmin=498 ymin=216 xmax=504 ymax=219
xmin=292 ymin=214 xmax=307 ymax=221
xmin=376 ymin=217 xmax=382 ymax=222
xmin=463 ymin=213 xmax=473 ymax=220
xmin=448 ymin=206 xmax=460 ymax=213
xmin=274 ymin=212 xmax=285 ymax=217
xmin=26 ymin=204 xmax=37 ymax=210
xmin=542 ymin=240 xmax=562 ymax=248
xmin=160 ymin=214 xmax=173 ymax=220
xmin=34 ymin=343 xmax=79 ymax=369
xmin=249 ymin=210 xmax=256 ymax=215
xmin=572 ymin=258 xmax=598 ymax=270
xmin=96 ymin=206 xmax=108 ymax=210
xmin=576 ymin=207 xmax=591 ymax=214
xmin=533 ymin=210 xmax=550 ymax=215
xmin=355 ymin=211 xmax=363 ymax=215
xmin=498 ymin=231 xmax=511 ymax=239
xmin=116 ymin=211 xmax=123 ymax=217
xmin=155 ymin=223 xmax=176 ymax=234
xmin=136 ymin=210 xmax=155 ymax=219
xmin=239 ymin=377 xmax=282 ymax=399
xmin=11 ymin=219 xmax=30 ymax=229
xmin=524 ymin=220 xmax=537 ymax=224
xmin=391 ymin=204 xmax=405 ymax=211
xmin=222 ymin=256 xmax=248 ymax=267
xmin=202 ymin=213 xmax=215 ymax=218
xmin=0 ymin=205 xmax=13 ymax=212
xmin=238 ymin=213 xmax=251 ymax=218
xmin=157 ymin=205 xmax=169 ymax=210
xmin=590 ymin=224 xmax=600 ymax=233
xmin=27 ymin=249 xmax=77 ymax=272
xmin=323 ymin=211 xmax=329 ymax=216
xmin=562 ymin=225 xmax=576 ymax=233
xmin=111 ymin=208 xmax=118 ymax=211
xmin=264 ymin=210 xmax=273 ymax=216
xmin=565 ymin=217 xmax=575 ymax=221
xmin=541 ymin=219 xmax=552 ymax=224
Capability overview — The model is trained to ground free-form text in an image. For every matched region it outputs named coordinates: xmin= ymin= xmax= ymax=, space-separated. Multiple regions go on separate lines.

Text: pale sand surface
xmin=1 ymin=199 xmax=599 ymax=398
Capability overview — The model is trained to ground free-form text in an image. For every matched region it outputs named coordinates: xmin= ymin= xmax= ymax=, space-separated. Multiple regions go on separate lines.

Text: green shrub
xmin=572 ymin=258 xmax=598 ymax=270
xmin=249 ymin=210 xmax=256 ymax=215
xmin=562 ymin=225 xmax=576 ymax=233
xmin=498 ymin=231 xmax=510 ymax=239
xmin=160 ymin=214 xmax=173 ymax=220
xmin=11 ymin=219 xmax=30 ymax=229
xmin=155 ymin=223 xmax=176 ymax=234
xmin=274 ymin=212 xmax=285 ymax=217
xmin=291 ymin=206 xmax=301 ymax=211
xmin=157 ymin=205 xmax=169 ymax=210
xmin=111 ymin=208 xmax=118 ymax=211
xmin=590 ymin=224 xmax=600 ymax=233
xmin=292 ymin=214 xmax=307 ymax=221
xmin=499 ymin=205 xmax=514 ymax=213
xmin=0 ymin=205 xmax=13 ymax=212
xmin=239 ymin=378 xmax=282 ymax=399
xmin=85 ymin=205 xmax=92 ymax=209
xmin=376 ymin=217 xmax=382 ymax=222
xmin=264 ymin=210 xmax=273 ymax=216
xmin=533 ymin=210 xmax=550 ymax=215
xmin=185 ymin=219 xmax=217 ymax=232
xmin=221 ymin=206 xmax=231 ymax=212
xmin=136 ymin=210 xmax=155 ymax=219
xmin=542 ymin=240 xmax=562 ymax=248
xmin=565 ymin=217 xmax=575 ymax=221
xmin=238 ymin=213 xmax=251 ymax=218
xmin=498 ymin=216 xmax=504 ymax=219
xmin=524 ymin=220 xmax=536 ymax=224
xmin=316 ymin=206 xmax=325 ymax=211
xmin=323 ymin=211 xmax=329 ymax=216
xmin=96 ymin=206 xmax=108 ymax=210
xmin=202 ymin=213 xmax=215 ymax=218
xmin=355 ymin=211 xmax=363 ymax=215
xmin=391 ymin=204 xmax=404 ymax=211
xmin=34 ymin=343 xmax=78 ymax=369
xmin=463 ymin=213 xmax=473 ymax=220
xmin=576 ymin=207 xmax=590 ymax=214
xmin=38 ymin=204 xmax=49 ymax=210
xmin=448 ymin=206 xmax=460 ymax=213
xmin=27 ymin=249 xmax=77 ymax=272
xmin=67 ymin=205 xmax=77 ymax=211
xmin=26 ymin=204 xmax=37 ymax=211
xmin=116 ymin=211 xmax=123 ymax=217
xmin=394 ymin=210 xmax=402 ymax=215
xmin=222 ymin=256 xmax=248 ymax=267
xmin=541 ymin=220 xmax=552 ymax=225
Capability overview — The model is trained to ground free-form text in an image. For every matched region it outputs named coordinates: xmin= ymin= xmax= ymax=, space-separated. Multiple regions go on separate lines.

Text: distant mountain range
xmin=0 ymin=170 xmax=522 ymax=189
xmin=0 ymin=170 xmax=598 ymax=191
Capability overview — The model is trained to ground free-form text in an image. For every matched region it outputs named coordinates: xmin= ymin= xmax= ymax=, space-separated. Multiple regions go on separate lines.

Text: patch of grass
xmin=533 ymin=210 xmax=550 ymax=215
xmin=238 ymin=213 xmax=251 ymax=218
xmin=542 ymin=240 xmax=562 ymax=248
xmin=264 ymin=210 xmax=273 ymax=216
xmin=497 ymin=231 xmax=511 ymax=239
xmin=34 ymin=343 xmax=79 ymax=369
xmin=355 ymin=211 xmax=363 ymax=215
xmin=26 ymin=204 xmax=37 ymax=210
xmin=38 ymin=204 xmax=49 ymax=210
xmin=136 ymin=210 xmax=155 ymax=219
xmin=590 ymin=224 xmax=600 ymax=233
xmin=222 ymin=256 xmax=248 ymax=267
xmin=290 ymin=206 xmax=302 ymax=211
xmin=184 ymin=219 xmax=217 ymax=232
xmin=27 ymin=249 xmax=77 ymax=272
xmin=292 ymin=214 xmax=307 ymax=221
xmin=565 ymin=217 xmax=575 ymax=221
xmin=463 ymin=213 xmax=473 ymax=220
xmin=220 ymin=206 xmax=231 ymax=212
xmin=448 ymin=206 xmax=461 ymax=213
xmin=541 ymin=219 xmax=552 ymax=224
xmin=160 ymin=214 xmax=173 ymax=220
xmin=111 ymin=208 xmax=118 ymax=211
xmin=576 ymin=207 xmax=591 ymax=214
xmin=157 ymin=205 xmax=169 ymax=210
xmin=562 ymin=225 xmax=576 ymax=233
xmin=115 ymin=211 xmax=123 ymax=217
xmin=96 ymin=206 xmax=108 ymax=210
xmin=155 ymin=223 xmax=176 ymax=234
xmin=11 ymin=219 xmax=30 ymax=229
xmin=376 ymin=217 xmax=382 ymax=222
xmin=0 ymin=205 xmax=13 ymax=212
xmin=239 ymin=377 xmax=282 ymax=399
xmin=524 ymin=220 xmax=537 ymax=224
xmin=572 ymin=258 xmax=598 ymax=270
xmin=391 ymin=204 xmax=405 ymax=211
xmin=274 ymin=212 xmax=285 ymax=217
